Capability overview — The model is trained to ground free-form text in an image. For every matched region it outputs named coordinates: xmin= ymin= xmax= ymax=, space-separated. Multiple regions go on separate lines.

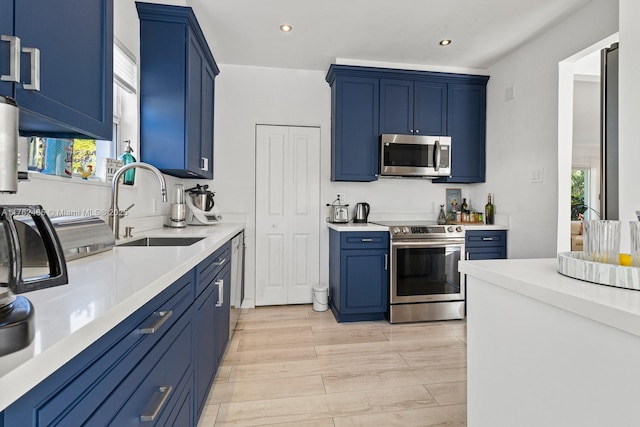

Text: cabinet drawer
xmin=340 ymin=232 xmax=389 ymax=249
xmin=12 ymin=273 xmax=194 ymax=427
xmin=465 ymin=230 xmax=507 ymax=248
xmin=196 ymin=242 xmax=231 ymax=297
xmin=85 ymin=311 xmax=193 ymax=426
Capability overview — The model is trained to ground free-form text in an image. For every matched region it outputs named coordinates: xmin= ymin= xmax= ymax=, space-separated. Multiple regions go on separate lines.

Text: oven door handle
xmin=391 ymin=240 xmax=465 ymax=249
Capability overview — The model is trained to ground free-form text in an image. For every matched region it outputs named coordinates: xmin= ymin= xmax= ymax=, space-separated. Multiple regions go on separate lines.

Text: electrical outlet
xmin=152 ymin=198 xmax=158 ymax=214
xmin=337 ymin=193 xmax=346 ymax=203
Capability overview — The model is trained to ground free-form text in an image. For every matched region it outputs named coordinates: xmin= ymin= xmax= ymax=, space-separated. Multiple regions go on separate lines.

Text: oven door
xmin=390 ymin=240 xmax=465 ymax=304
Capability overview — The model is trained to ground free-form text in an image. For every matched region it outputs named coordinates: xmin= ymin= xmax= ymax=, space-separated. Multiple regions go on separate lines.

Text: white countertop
xmin=327 ymin=222 xmax=508 ymax=232
xmin=327 ymin=222 xmax=390 ymax=232
xmin=459 ymin=258 xmax=640 ymax=337
xmin=0 ymin=222 xmax=244 ymax=411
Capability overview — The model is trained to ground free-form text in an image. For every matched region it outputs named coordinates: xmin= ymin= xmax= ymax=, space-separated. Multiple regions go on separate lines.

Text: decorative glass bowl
xmin=557 ymin=251 xmax=640 ymax=291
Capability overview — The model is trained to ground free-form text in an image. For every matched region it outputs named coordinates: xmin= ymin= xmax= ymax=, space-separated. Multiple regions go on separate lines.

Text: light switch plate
xmin=531 ymin=168 xmax=544 ymax=183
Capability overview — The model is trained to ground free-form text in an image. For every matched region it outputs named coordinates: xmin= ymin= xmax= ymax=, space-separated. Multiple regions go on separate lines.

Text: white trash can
xmin=312 ymin=284 xmax=329 ymax=312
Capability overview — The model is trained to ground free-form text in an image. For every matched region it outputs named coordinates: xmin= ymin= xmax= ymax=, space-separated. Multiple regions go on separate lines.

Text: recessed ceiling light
xmin=280 ymin=24 xmax=293 ymax=33
xmin=439 ymin=39 xmax=452 ymax=46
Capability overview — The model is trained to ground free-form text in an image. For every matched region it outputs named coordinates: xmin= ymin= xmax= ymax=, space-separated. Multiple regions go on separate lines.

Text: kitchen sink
xmin=117 ymin=237 xmax=205 ymax=247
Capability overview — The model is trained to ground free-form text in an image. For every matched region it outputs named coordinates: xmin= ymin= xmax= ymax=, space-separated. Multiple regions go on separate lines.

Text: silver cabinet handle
xmin=22 ymin=47 xmax=40 ymax=91
xmin=434 ymin=139 xmax=441 ymax=172
xmin=215 ymin=279 xmax=224 ymax=307
xmin=482 ymin=237 xmax=494 ymax=241
xmin=1 ymin=35 xmax=20 ymax=83
xmin=361 ymin=238 xmax=373 ymax=242
xmin=415 ymin=129 xmax=420 ymax=133
xmin=201 ymin=157 xmax=209 ymax=171
xmin=140 ymin=385 xmax=172 ymax=422
xmin=213 ymin=257 xmax=226 ymax=266
xmin=384 ymin=254 xmax=388 ymax=271
xmin=139 ymin=310 xmax=173 ymax=334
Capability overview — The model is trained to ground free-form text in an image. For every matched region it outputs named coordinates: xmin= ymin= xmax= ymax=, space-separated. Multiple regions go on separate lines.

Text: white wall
xmin=475 ymin=0 xmax=618 ymax=259
xmin=619 ymin=0 xmax=640 ymax=251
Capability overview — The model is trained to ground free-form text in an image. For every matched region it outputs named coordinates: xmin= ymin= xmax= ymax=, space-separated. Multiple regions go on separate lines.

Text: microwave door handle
xmin=434 ymin=140 xmax=441 ymax=172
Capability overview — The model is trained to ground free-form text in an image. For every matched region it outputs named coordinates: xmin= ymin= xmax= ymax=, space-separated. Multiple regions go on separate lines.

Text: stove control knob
xmin=447 ymin=226 xmax=454 ymax=232
xmin=392 ymin=227 xmax=400 ymax=234
xmin=456 ymin=226 xmax=463 ymax=232
xmin=402 ymin=227 xmax=410 ymax=234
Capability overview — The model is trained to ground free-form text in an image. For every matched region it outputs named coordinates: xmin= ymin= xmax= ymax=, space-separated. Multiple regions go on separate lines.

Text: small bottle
xmin=438 ymin=204 xmax=447 ymax=225
xmin=120 ymin=140 xmax=136 ymax=185
xmin=461 ymin=198 xmax=468 ymax=213
xmin=485 ymin=193 xmax=495 ymax=225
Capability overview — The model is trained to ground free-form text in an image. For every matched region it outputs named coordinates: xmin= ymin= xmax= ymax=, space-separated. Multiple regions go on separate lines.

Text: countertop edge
xmin=460 ymin=258 xmax=640 ymax=338
xmin=0 ymin=223 xmax=245 ymax=412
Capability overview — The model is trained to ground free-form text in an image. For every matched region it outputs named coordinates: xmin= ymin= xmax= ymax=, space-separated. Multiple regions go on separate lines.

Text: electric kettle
xmin=353 ymin=202 xmax=370 ymax=223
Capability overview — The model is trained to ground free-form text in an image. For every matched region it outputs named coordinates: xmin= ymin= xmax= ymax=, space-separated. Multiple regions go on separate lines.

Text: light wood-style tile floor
xmin=198 ymin=305 xmax=467 ymax=426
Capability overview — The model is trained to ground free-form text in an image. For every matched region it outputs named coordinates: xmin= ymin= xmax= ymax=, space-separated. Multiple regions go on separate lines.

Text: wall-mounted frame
xmin=446 ymin=188 xmax=462 ymax=213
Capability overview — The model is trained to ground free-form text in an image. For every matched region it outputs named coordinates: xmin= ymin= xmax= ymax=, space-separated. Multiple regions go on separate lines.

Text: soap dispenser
xmin=120 ymin=140 xmax=136 ymax=185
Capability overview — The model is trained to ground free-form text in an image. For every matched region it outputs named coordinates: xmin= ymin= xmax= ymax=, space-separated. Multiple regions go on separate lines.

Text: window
xmin=26 ymin=39 xmax=137 ymax=183
xmin=571 ymin=168 xmax=600 ymax=220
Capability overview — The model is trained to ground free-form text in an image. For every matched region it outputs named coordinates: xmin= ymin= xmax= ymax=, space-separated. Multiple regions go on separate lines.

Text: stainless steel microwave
xmin=380 ymin=134 xmax=451 ymax=178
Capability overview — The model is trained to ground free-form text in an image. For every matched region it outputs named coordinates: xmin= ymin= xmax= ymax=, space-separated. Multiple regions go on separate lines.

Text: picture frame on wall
xmin=446 ymin=188 xmax=462 ymax=213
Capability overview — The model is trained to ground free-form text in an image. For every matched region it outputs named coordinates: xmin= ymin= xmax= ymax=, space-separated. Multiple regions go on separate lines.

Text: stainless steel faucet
xmin=109 ymin=162 xmax=167 ymax=239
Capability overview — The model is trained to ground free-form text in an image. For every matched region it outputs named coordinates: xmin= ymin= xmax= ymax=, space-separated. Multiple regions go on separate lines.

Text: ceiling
xmin=187 ymin=0 xmax=593 ymax=72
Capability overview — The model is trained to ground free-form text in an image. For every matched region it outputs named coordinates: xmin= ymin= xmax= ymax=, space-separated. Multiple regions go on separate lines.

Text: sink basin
xmin=118 ymin=237 xmax=205 ymax=247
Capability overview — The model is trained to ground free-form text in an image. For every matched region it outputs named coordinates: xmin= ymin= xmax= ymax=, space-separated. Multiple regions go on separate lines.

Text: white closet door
xmin=255 ymin=125 xmax=320 ymax=305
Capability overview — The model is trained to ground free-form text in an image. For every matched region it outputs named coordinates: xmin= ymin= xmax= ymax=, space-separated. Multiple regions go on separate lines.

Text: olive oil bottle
xmin=485 ymin=193 xmax=495 ymax=225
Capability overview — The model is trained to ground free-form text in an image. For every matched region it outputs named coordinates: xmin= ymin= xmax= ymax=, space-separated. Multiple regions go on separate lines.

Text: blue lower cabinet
xmin=194 ymin=241 xmax=231 ymax=420
xmin=1 ymin=239 xmax=236 ymax=427
xmin=329 ymin=229 xmax=389 ymax=322
xmin=465 ymin=230 xmax=507 ymax=260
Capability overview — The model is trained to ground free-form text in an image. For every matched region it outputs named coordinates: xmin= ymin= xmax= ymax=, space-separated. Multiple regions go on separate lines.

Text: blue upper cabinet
xmin=414 ymin=81 xmax=447 ymax=136
xmin=380 ymin=79 xmax=447 ymax=135
xmin=0 ymin=0 xmax=113 ymax=140
xmin=380 ymin=79 xmax=413 ymax=134
xmin=327 ymin=67 xmax=379 ymax=181
xmin=433 ymin=82 xmax=487 ymax=183
xmin=326 ymin=65 xmax=488 ymax=183
xmin=137 ymin=2 xmax=219 ymax=179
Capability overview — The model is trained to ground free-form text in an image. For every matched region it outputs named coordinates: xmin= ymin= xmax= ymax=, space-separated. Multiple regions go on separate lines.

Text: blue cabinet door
xmin=195 ymin=283 xmax=216 ymax=418
xmin=13 ymin=0 xmax=113 ymax=140
xmin=331 ymin=76 xmax=379 ymax=181
xmin=137 ymin=3 xmax=218 ymax=179
xmin=0 ymin=0 xmax=14 ymax=97
xmin=465 ymin=230 xmax=507 ymax=260
xmin=414 ymin=81 xmax=447 ymax=135
xmin=341 ymin=248 xmax=388 ymax=314
xmin=379 ymin=79 xmax=413 ymax=134
xmin=215 ymin=264 xmax=231 ymax=367
xmin=435 ymin=83 xmax=486 ymax=183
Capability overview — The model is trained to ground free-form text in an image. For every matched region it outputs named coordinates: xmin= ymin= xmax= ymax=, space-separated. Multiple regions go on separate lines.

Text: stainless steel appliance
xmin=326 ymin=196 xmax=349 ymax=223
xmin=0 ymin=205 xmax=69 ymax=294
xmin=185 ymin=184 xmax=222 ymax=225
xmin=169 ymin=184 xmax=187 ymax=228
xmin=380 ymin=134 xmax=451 ymax=178
xmin=601 ymin=42 xmax=618 ymax=220
xmin=230 ymin=231 xmax=245 ymax=339
xmin=372 ymin=220 xmax=465 ymax=323
xmin=0 ymin=96 xmax=19 ymax=193
xmin=353 ymin=202 xmax=370 ymax=223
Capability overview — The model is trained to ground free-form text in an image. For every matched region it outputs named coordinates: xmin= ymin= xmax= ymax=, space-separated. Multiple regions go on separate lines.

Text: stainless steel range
xmin=372 ymin=221 xmax=465 ymax=323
